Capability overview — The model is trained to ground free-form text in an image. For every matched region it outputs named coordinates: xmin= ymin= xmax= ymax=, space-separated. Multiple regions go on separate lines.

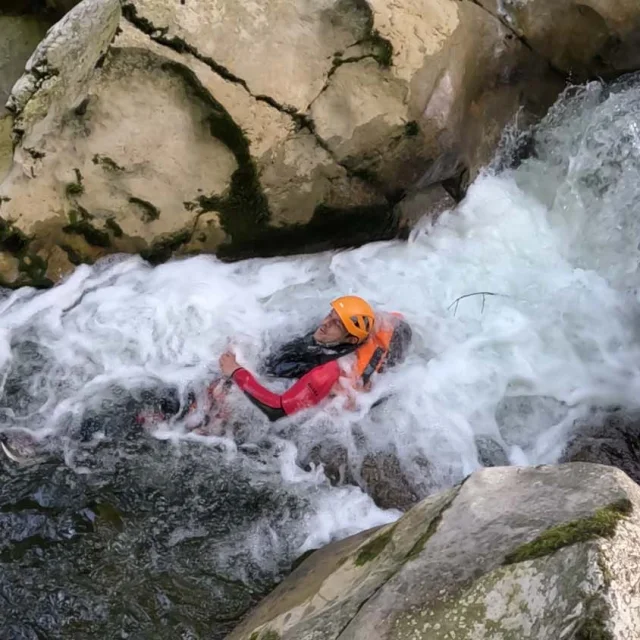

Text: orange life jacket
xmin=344 ymin=311 xmax=404 ymax=392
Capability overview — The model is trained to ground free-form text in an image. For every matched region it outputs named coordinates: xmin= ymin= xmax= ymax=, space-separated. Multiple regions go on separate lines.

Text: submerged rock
xmin=227 ymin=463 xmax=640 ymax=640
xmin=303 ymin=441 xmax=355 ymax=487
xmin=474 ymin=434 xmax=510 ymax=467
xmin=358 ymin=451 xmax=420 ymax=512
xmin=0 ymin=432 xmax=317 ymax=640
xmin=302 ymin=442 xmax=423 ymax=512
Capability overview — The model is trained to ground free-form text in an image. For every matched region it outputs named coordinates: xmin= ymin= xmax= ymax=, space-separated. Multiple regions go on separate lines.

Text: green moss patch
xmin=65 ymin=182 xmax=84 ymax=197
xmin=247 ymin=631 xmax=279 ymax=640
xmin=354 ymin=524 xmax=396 ymax=566
xmin=63 ymin=207 xmax=113 ymax=249
xmin=404 ymin=120 xmax=419 ymax=137
xmin=65 ymin=168 xmax=85 ymax=198
xmin=0 ymin=216 xmax=52 ymax=288
xmin=368 ymin=30 xmax=393 ymax=67
xmin=504 ymin=499 xmax=632 ymax=565
xmin=405 ymin=515 xmax=443 ymax=561
xmin=105 ymin=218 xmax=123 ymax=238
xmin=18 ymin=253 xmax=50 ymax=285
xmin=0 ymin=217 xmax=30 ymax=254
xmin=129 ymin=197 xmax=160 ymax=222
xmin=63 ymin=220 xmax=111 ymax=248
xmin=405 ymin=492 xmax=460 ymax=561
xmin=141 ymin=230 xmax=191 ymax=265
xmin=60 ymin=244 xmax=84 ymax=266
xmin=92 ymin=154 xmax=124 ymax=172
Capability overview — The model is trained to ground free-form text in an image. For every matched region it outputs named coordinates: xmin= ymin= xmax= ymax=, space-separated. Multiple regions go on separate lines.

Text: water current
xmin=1 ymin=73 xmax=640 ymax=638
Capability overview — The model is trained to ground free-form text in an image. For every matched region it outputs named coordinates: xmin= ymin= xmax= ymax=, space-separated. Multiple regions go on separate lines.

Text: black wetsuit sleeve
xmin=244 ymin=395 xmax=286 ymax=422
xmin=385 ymin=320 xmax=413 ymax=369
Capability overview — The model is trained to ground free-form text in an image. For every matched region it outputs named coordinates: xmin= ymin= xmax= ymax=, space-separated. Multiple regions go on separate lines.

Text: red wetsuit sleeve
xmin=231 ymin=360 xmax=340 ymax=421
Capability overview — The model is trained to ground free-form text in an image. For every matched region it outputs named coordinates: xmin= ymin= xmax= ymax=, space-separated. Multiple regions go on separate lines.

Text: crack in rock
xmin=120 ymin=3 xmax=308 ymax=125
xmin=306 ymin=53 xmax=381 ymax=112
xmin=467 ymin=0 xmax=566 ymax=78
xmin=120 ymin=2 xmax=386 ymax=192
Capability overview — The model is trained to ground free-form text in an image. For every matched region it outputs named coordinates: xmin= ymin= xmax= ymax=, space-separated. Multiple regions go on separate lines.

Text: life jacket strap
xmin=361 ymin=346 xmax=386 ymax=386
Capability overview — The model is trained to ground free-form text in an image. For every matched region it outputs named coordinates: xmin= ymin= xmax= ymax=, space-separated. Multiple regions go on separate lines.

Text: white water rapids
xmin=2 ymin=74 xmax=640 ymax=562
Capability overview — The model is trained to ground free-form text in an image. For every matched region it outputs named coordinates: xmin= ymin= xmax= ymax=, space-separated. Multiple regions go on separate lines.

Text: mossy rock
xmin=504 ymin=499 xmax=633 ymax=565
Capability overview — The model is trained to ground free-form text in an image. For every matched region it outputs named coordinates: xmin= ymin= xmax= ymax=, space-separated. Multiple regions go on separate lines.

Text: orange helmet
xmin=331 ymin=295 xmax=375 ymax=342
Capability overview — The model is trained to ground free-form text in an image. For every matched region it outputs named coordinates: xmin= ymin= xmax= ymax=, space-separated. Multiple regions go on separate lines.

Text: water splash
xmin=2 ymin=72 xmax=640 ymax=637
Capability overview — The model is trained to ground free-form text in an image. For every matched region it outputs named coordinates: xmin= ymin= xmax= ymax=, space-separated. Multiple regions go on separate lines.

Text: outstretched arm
xmin=220 ymin=353 xmax=340 ymax=422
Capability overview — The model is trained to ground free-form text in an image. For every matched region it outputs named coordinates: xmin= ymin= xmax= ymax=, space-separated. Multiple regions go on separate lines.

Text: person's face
xmin=313 ymin=309 xmax=357 ymax=345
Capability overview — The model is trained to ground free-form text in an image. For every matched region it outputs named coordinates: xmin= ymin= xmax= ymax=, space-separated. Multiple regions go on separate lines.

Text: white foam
xmin=2 ymin=74 xmax=640 ymax=546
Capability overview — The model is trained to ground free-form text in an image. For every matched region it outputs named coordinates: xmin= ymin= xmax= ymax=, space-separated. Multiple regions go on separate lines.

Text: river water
xmin=1 ymin=74 xmax=640 ymax=638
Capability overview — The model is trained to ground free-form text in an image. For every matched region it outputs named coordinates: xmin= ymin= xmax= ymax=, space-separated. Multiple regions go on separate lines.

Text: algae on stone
xmin=504 ymin=499 xmax=633 ymax=565
xmin=354 ymin=524 xmax=396 ymax=566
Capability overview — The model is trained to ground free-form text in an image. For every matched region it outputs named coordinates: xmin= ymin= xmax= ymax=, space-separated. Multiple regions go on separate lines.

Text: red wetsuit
xmin=231 ymin=360 xmax=341 ymax=422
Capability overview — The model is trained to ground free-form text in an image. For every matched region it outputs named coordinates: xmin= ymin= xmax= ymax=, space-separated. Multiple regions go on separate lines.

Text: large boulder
xmin=0 ymin=0 xmax=564 ymax=286
xmin=120 ymin=0 xmax=562 ymax=210
xmin=227 ymin=463 xmax=640 ymax=640
xmin=477 ymin=0 xmax=640 ymax=79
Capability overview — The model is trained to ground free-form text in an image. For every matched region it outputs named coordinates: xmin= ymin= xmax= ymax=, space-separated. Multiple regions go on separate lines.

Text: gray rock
xmin=227 ymin=463 xmax=640 ymax=640
xmin=560 ymin=410 xmax=640 ymax=485
xmin=474 ymin=434 xmax=510 ymax=467
xmin=358 ymin=451 xmax=420 ymax=512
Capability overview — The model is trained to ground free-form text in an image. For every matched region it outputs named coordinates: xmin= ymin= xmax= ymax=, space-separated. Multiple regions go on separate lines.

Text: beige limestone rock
xmin=0 ymin=0 xmax=574 ymax=286
xmin=113 ymin=18 xmax=386 ymax=229
xmin=1 ymin=44 xmax=238 ymax=251
xmin=0 ymin=251 xmax=20 ymax=285
xmin=122 ymin=0 xmax=374 ymax=112
xmin=311 ymin=0 xmax=563 ymax=193
xmin=179 ymin=211 xmax=227 ymax=255
xmin=39 ymin=244 xmax=75 ymax=282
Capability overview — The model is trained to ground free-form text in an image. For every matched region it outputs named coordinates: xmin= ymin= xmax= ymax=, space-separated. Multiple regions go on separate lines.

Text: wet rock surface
xmin=0 ymin=413 xmax=314 ymax=639
xmin=228 ymin=463 xmax=640 ymax=640
xmin=560 ymin=410 xmax=640 ymax=485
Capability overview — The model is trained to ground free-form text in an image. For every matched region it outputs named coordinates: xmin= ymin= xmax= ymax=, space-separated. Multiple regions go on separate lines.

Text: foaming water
xmin=2 ymin=73 xmax=640 ymax=635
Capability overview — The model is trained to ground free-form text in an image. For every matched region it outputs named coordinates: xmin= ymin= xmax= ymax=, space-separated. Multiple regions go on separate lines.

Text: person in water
xmin=217 ymin=295 xmax=412 ymax=422
xmin=2 ymin=297 xmax=411 ymax=462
